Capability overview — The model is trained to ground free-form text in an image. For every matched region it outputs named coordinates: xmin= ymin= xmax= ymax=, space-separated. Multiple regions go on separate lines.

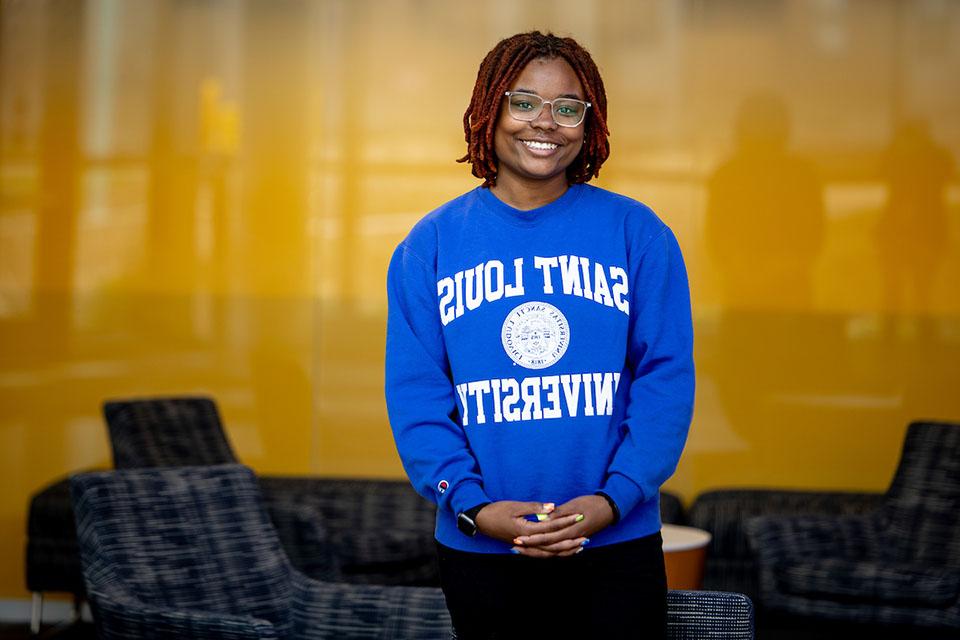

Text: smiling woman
xmin=457 ymin=32 xmax=610 ymax=196
xmin=491 ymin=57 xmax=587 ymax=206
xmin=385 ymin=31 xmax=694 ymax=639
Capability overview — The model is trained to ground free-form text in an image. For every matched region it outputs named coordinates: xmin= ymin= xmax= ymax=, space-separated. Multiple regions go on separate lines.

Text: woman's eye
xmin=515 ymin=101 xmax=534 ymax=111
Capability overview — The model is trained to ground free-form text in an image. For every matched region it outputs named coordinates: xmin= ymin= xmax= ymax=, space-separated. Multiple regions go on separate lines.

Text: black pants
xmin=437 ymin=532 xmax=667 ymax=640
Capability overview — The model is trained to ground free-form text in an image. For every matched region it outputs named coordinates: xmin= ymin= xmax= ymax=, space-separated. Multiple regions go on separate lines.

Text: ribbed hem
xmin=447 ymin=480 xmax=492 ymax=520
xmin=599 ymin=472 xmax=645 ymax=521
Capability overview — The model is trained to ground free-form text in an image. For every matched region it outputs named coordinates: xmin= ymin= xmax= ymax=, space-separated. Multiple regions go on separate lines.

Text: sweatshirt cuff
xmin=599 ymin=473 xmax=645 ymax=521
xmin=448 ymin=480 xmax=491 ymax=516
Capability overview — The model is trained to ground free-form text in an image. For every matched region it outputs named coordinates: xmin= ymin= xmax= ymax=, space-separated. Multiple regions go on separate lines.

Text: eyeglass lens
xmin=507 ymin=92 xmax=587 ymax=127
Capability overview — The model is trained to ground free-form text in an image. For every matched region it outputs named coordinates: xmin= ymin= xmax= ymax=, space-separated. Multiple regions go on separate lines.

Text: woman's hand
xmin=509 ymin=494 xmax=615 ymax=558
xmin=474 ymin=501 xmax=584 ymax=550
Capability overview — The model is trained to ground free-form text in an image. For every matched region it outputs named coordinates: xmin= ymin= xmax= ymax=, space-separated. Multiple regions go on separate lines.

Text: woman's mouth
xmin=521 ymin=140 xmax=559 ymax=151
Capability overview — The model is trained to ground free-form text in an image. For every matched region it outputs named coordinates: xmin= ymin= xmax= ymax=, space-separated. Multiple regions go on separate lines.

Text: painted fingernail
xmin=581 ymin=538 xmax=590 ymax=547
xmin=574 ymin=514 xmax=585 ymax=523
xmin=543 ymin=503 xmax=555 ymax=512
xmin=510 ymin=548 xmax=521 ymax=555
xmin=575 ymin=547 xmax=584 ymax=554
xmin=513 ymin=537 xmax=523 ymax=545
xmin=536 ymin=513 xmax=549 ymax=522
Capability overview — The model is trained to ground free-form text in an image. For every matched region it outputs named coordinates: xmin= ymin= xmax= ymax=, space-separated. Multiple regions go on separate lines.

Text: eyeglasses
xmin=503 ymin=91 xmax=591 ymax=128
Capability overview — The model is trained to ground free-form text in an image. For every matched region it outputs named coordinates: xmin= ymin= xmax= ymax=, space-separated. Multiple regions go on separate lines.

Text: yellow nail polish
xmin=536 ymin=513 xmax=549 ymax=521
xmin=575 ymin=514 xmax=585 ymax=522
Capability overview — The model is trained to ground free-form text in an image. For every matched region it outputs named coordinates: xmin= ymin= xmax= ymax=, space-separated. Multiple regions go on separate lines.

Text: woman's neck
xmin=489 ymin=175 xmax=569 ymax=211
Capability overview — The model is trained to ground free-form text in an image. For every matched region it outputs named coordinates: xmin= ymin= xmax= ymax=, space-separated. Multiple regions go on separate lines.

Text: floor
xmin=1 ymin=617 xmax=958 ymax=639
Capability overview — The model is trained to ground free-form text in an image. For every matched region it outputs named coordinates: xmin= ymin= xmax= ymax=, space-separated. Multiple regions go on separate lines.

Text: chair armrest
xmin=745 ymin=513 xmax=882 ymax=564
xmin=290 ymin=571 xmax=452 ymax=639
xmin=26 ymin=476 xmax=85 ymax=594
xmin=89 ymin=586 xmax=277 ymax=640
xmin=263 ymin=500 xmax=333 ymax=573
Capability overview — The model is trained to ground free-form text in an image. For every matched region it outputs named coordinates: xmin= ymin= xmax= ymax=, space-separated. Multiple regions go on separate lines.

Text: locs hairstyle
xmin=458 ymin=31 xmax=610 ymax=188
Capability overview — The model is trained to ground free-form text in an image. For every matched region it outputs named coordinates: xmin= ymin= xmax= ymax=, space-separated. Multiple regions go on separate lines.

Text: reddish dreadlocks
xmin=458 ymin=31 xmax=610 ymax=187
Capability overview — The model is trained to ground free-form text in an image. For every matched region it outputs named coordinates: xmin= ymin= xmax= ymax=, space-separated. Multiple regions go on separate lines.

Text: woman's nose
xmin=530 ymin=103 xmax=558 ymax=130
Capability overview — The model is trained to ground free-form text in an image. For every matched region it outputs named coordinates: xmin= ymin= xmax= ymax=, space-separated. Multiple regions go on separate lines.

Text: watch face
xmin=457 ymin=512 xmax=478 ymax=537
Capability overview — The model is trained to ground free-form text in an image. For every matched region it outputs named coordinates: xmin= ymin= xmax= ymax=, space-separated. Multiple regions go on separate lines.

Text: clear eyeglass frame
xmin=503 ymin=91 xmax=592 ymax=128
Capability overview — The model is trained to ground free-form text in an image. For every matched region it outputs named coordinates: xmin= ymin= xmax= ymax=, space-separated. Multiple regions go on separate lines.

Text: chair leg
xmin=30 ymin=592 xmax=42 ymax=635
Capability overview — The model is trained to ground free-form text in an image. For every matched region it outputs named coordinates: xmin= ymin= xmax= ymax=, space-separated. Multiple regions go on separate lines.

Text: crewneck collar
xmin=477 ymin=183 xmax=585 ymax=227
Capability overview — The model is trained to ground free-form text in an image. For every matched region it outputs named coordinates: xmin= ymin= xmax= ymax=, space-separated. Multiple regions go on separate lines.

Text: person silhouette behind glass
xmin=706 ymin=92 xmax=825 ymax=312
xmin=877 ymin=118 xmax=954 ymax=325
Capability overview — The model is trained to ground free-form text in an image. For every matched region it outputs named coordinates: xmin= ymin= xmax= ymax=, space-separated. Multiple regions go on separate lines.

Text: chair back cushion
xmin=666 ymin=590 xmax=754 ymax=639
xmin=881 ymin=421 xmax=960 ymax=565
xmin=103 ymin=396 xmax=238 ymax=468
xmin=72 ymin=465 xmax=292 ymax=633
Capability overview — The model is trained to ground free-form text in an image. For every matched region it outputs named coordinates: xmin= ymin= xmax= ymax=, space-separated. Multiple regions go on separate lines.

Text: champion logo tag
xmin=437 ymin=480 xmax=449 ymax=494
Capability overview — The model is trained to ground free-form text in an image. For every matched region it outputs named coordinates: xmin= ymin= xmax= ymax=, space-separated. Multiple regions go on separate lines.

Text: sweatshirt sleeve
xmin=598 ymin=226 xmax=695 ymax=520
xmin=385 ymin=241 xmax=491 ymax=515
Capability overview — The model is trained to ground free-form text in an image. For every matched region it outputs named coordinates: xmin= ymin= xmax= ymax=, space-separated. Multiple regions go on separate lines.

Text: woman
xmin=385 ymin=31 xmax=694 ymax=638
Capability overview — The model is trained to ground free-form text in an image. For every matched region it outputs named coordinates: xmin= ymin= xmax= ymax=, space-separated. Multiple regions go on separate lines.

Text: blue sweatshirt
xmin=385 ymin=183 xmax=694 ymax=553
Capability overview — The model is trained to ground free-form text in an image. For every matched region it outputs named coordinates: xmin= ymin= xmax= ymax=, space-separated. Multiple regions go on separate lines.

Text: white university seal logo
xmin=501 ymin=301 xmax=570 ymax=370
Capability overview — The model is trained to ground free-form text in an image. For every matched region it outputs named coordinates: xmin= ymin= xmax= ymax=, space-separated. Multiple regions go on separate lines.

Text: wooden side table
xmin=661 ymin=524 xmax=712 ymax=589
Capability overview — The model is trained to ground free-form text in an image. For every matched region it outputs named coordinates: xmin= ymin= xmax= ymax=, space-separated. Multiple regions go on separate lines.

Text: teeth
xmin=522 ymin=140 xmax=558 ymax=150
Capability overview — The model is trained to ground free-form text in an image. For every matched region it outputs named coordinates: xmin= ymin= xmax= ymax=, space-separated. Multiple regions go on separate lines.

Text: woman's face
xmin=493 ymin=56 xmax=586 ymax=191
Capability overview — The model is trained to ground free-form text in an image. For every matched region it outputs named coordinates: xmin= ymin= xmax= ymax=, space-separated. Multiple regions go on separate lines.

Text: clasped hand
xmin=474 ymin=495 xmax=615 ymax=558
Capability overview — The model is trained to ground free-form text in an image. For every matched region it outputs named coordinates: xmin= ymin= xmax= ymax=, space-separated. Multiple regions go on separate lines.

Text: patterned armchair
xmin=746 ymin=421 xmax=960 ymax=630
xmin=70 ymin=464 xmax=452 ymax=639
xmin=103 ymin=396 xmax=440 ymax=587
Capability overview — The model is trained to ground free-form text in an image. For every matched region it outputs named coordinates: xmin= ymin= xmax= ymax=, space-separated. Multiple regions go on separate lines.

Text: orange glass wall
xmin=1 ymin=0 xmax=958 ymax=599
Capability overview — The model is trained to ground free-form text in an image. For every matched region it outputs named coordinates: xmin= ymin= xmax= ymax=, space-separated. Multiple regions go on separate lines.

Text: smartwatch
xmin=456 ymin=502 xmax=490 ymax=537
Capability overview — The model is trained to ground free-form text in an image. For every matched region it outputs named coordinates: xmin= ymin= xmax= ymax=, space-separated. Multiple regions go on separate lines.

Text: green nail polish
xmin=575 ymin=514 xmax=585 ymax=522
xmin=536 ymin=513 xmax=549 ymax=521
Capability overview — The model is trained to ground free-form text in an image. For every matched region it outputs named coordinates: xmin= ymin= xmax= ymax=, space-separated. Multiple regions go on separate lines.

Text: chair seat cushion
xmin=775 ymin=558 xmax=960 ymax=606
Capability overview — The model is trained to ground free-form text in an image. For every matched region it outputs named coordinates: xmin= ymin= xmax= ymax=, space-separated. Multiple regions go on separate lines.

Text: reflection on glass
xmin=0 ymin=2 xmax=958 ymax=601
xmin=706 ymin=92 xmax=825 ymax=312
xmin=878 ymin=119 xmax=954 ymax=320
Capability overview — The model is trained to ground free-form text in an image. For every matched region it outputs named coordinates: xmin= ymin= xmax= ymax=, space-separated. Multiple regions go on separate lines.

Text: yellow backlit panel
xmin=1 ymin=0 xmax=958 ymax=598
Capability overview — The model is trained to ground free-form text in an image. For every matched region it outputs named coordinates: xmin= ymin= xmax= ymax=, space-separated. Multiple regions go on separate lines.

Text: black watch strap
xmin=457 ymin=502 xmax=490 ymax=537
xmin=464 ymin=503 xmax=489 ymax=521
